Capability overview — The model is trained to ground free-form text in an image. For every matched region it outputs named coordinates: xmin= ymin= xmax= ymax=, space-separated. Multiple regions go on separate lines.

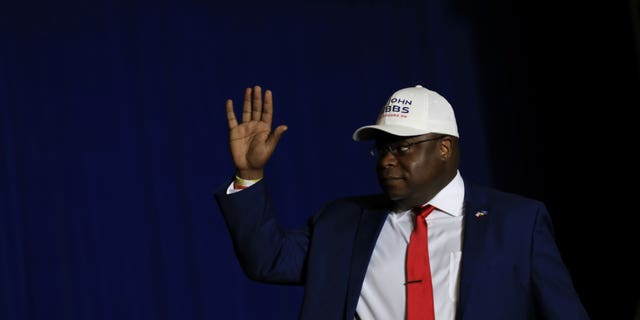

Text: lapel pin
xmin=475 ymin=210 xmax=488 ymax=218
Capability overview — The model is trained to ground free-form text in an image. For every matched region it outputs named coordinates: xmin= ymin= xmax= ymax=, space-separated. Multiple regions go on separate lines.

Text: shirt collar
xmin=424 ymin=170 xmax=465 ymax=217
xmin=389 ymin=170 xmax=466 ymax=217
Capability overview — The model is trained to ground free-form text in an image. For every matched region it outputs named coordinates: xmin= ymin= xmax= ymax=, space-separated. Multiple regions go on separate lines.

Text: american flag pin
xmin=475 ymin=210 xmax=488 ymax=218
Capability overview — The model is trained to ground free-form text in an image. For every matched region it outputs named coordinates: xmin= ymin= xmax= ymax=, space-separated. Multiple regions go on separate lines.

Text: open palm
xmin=226 ymin=86 xmax=287 ymax=179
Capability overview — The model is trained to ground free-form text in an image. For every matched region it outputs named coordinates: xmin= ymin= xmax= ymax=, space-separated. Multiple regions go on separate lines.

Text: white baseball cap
xmin=352 ymin=85 xmax=459 ymax=141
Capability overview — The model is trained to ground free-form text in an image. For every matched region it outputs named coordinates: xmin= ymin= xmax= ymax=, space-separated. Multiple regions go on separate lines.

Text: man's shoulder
xmin=305 ymin=193 xmax=389 ymax=226
xmin=466 ymin=183 xmax=545 ymax=209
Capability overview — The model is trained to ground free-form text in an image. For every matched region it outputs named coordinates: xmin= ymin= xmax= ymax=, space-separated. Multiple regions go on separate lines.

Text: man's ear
xmin=439 ymin=137 xmax=453 ymax=160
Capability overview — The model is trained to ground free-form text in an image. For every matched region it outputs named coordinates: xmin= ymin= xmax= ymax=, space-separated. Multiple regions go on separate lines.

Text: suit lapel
xmin=457 ymin=185 xmax=491 ymax=318
xmin=344 ymin=205 xmax=389 ymax=319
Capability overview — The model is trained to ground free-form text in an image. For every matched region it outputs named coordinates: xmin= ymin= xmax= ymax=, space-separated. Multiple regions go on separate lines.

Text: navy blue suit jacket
xmin=215 ymin=179 xmax=589 ymax=319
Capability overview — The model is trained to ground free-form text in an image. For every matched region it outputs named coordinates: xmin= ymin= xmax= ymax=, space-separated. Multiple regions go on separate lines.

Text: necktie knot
xmin=415 ymin=204 xmax=436 ymax=220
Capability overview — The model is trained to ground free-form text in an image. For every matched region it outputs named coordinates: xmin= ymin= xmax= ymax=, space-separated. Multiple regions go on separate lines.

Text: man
xmin=215 ymin=85 xmax=589 ymax=319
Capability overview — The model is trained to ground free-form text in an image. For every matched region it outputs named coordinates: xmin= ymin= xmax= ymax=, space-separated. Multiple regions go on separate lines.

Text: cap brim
xmin=352 ymin=125 xmax=431 ymax=141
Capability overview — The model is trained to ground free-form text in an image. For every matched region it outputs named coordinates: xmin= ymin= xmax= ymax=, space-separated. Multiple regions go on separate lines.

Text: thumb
xmin=267 ymin=125 xmax=288 ymax=147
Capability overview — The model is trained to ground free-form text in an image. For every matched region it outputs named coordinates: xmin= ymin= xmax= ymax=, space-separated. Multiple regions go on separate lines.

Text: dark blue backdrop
xmin=2 ymin=0 xmax=639 ymax=319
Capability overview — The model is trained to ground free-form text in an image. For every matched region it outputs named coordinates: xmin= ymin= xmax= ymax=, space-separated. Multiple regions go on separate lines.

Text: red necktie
xmin=406 ymin=204 xmax=436 ymax=320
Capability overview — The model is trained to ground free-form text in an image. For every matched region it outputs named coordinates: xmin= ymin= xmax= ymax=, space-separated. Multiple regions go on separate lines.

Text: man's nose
xmin=378 ymin=149 xmax=398 ymax=168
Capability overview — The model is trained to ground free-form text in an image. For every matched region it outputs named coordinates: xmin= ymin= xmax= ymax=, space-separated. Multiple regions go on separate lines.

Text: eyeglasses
xmin=369 ymin=135 xmax=446 ymax=158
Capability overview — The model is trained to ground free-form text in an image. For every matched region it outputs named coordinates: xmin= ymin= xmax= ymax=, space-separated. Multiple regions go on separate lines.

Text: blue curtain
xmin=2 ymin=0 xmax=638 ymax=319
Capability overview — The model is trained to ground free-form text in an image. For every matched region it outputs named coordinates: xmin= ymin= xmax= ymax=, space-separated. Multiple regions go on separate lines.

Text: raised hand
xmin=225 ymin=85 xmax=288 ymax=180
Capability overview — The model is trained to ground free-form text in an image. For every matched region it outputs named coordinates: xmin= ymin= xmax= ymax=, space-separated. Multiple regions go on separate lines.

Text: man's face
xmin=374 ymin=133 xmax=447 ymax=211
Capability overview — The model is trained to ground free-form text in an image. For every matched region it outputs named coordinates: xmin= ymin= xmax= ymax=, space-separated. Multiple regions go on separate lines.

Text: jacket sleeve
xmin=531 ymin=204 xmax=590 ymax=319
xmin=214 ymin=179 xmax=310 ymax=285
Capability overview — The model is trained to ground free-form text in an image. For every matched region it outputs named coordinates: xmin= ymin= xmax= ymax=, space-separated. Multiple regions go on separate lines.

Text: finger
xmin=242 ymin=87 xmax=252 ymax=123
xmin=252 ymin=85 xmax=262 ymax=121
xmin=262 ymin=89 xmax=273 ymax=126
xmin=267 ymin=124 xmax=288 ymax=147
xmin=226 ymin=99 xmax=238 ymax=129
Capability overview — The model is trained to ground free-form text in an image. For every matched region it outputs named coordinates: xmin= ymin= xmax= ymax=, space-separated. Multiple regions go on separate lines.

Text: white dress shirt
xmin=356 ymin=171 xmax=465 ymax=320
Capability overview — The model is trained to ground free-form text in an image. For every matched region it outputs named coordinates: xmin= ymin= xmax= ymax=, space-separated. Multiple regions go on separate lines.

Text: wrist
xmin=236 ymin=169 xmax=264 ymax=180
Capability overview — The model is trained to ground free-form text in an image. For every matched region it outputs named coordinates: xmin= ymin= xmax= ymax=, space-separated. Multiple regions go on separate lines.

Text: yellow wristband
xmin=234 ymin=175 xmax=262 ymax=189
